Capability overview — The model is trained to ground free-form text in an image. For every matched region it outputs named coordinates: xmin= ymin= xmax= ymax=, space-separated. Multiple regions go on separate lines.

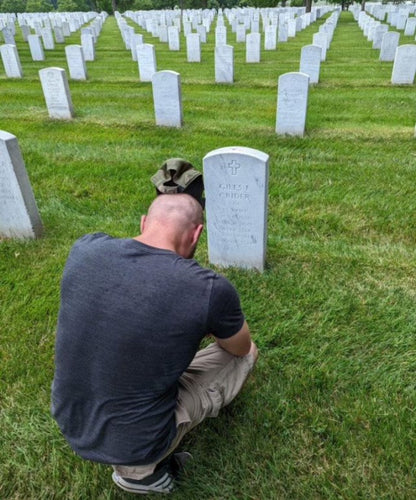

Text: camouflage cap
xmin=151 ymin=158 xmax=205 ymax=208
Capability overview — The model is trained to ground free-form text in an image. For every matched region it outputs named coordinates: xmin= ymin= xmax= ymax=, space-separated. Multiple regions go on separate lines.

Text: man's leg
xmin=174 ymin=342 xmax=257 ymax=435
xmin=112 ymin=342 xmax=256 ymax=487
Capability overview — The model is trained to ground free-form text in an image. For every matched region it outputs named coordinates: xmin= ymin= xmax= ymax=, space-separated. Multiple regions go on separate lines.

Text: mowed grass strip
xmin=1 ymin=10 xmax=416 ymax=499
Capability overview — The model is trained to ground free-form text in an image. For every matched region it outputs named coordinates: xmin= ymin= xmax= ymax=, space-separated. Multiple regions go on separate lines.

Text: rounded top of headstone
xmin=0 ymin=130 xmax=16 ymax=141
xmin=203 ymin=146 xmax=269 ymax=163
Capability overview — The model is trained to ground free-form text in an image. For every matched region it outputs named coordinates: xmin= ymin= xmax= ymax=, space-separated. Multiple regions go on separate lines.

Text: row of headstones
xmin=1 ymin=41 xmax=94 ymax=80
xmin=122 ymin=5 xmax=335 ymax=53
xmin=0 ymin=14 xmax=107 ymax=78
xmin=124 ymin=6 xmax=332 ymax=36
xmin=356 ymin=11 xmax=416 ymax=84
xmin=1 ymin=11 xmax=100 ymax=48
xmin=354 ymin=2 xmax=416 ymax=29
xmin=0 ymin=9 xmax=327 ymax=84
xmin=24 ymin=17 xmax=105 ymax=64
xmin=115 ymin=9 xmax=338 ymax=84
xmin=33 ymin=10 xmax=341 ymax=131
xmin=355 ymin=5 xmax=416 ymax=38
xmin=0 ymin=129 xmax=269 ymax=272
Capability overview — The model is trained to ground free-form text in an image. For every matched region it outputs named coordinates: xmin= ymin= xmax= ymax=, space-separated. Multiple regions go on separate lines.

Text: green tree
xmin=95 ymin=0 xmax=111 ymax=11
xmin=25 ymin=0 xmax=53 ymax=10
xmin=132 ymin=0 xmax=152 ymax=9
xmin=0 ymin=0 xmax=26 ymax=12
xmin=57 ymin=0 xmax=78 ymax=10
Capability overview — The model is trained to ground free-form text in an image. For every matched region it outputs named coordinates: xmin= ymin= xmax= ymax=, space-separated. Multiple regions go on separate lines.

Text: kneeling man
xmin=52 ymin=194 xmax=258 ymax=494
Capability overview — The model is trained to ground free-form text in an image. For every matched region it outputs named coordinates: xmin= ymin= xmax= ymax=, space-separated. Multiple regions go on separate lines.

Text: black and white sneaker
xmin=112 ymin=452 xmax=192 ymax=495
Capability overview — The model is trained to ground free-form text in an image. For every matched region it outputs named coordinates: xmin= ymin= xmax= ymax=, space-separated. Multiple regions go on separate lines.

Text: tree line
xmin=0 ymin=0 xmax=368 ymax=17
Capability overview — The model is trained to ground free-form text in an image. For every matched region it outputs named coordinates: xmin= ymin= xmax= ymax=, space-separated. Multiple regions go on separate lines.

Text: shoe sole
xmin=112 ymin=471 xmax=173 ymax=495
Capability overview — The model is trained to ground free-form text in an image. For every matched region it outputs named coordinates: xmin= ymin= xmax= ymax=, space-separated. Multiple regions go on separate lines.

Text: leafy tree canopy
xmin=25 ymin=0 xmax=53 ymax=11
xmin=0 ymin=0 xmax=26 ymax=12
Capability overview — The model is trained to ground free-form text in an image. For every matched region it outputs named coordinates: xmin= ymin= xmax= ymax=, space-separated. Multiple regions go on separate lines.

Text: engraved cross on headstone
xmin=227 ymin=160 xmax=240 ymax=175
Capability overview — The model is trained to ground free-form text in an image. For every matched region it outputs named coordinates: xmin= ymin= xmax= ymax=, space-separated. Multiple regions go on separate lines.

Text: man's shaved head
xmin=146 ymin=194 xmax=204 ymax=229
xmin=136 ymin=194 xmax=204 ymax=259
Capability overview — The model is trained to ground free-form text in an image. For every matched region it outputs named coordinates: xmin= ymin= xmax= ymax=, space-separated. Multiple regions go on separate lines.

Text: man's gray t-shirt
xmin=52 ymin=233 xmax=244 ymax=465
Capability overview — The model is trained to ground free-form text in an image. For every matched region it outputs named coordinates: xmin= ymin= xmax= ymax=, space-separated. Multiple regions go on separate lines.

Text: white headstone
xmin=278 ymin=24 xmax=288 ymax=42
xmin=183 ymin=21 xmax=192 ymax=35
xmin=203 ymin=146 xmax=269 ymax=272
xmin=152 ymin=70 xmax=183 ymax=128
xmin=65 ymin=44 xmax=87 ymax=80
xmin=216 ymin=25 xmax=227 ymax=46
xmin=380 ymin=31 xmax=400 ymax=61
xmin=288 ymin=19 xmax=296 ymax=37
xmin=54 ymin=26 xmax=65 ymax=43
xmin=312 ymin=32 xmax=327 ymax=61
xmin=0 ymin=130 xmax=43 ymax=239
xmin=372 ymin=24 xmax=388 ymax=50
xmin=299 ymin=44 xmax=321 ymax=84
xmin=41 ymin=27 xmax=54 ymax=50
xmin=264 ymin=25 xmax=277 ymax=50
xmin=391 ymin=44 xmax=416 ymax=84
xmin=62 ymin=21 xmax=70 ymax=37
xmin=0 ymin=44 xmax=22 ymax=78
xmin=396 ymin=14 xmax=408 ymax=30
xmin=39 ymin=67 xmax=74 ymax=120
xmin=131 ymin=33 xmax=143 ymax=61
xmin=81 ymin=33 xmax=95 ymax=61
xmin=21 ymin=24 xmax=30 ymax=42
xmin=236 ymin=24 xmax=246 ymax=42
xmin=215 ymin=44 xmax=233 ymax=83
xmin=2 ymin=28 xmax=15 ymax=45
xmin=276 ymin=72 xmax=309 ymax=137
xmin=168 ymin=26 xmax=180 ymax=50
xmin=27 ymin=34 xmax=45 ymax=61
xmin=137 ymin=43 xmax=156 ymax=82
xmin=197 ymin=24 xmax=207 ymax=43
xmin=186 ymin=33 xmax=201 ymax=62
xmin=404 ymin=17 xmax=416 ymax=36
xmin=246 ymin=32 xmax=260 ymax=63
xmin=159 ymin=24 xmax=168 ymax=43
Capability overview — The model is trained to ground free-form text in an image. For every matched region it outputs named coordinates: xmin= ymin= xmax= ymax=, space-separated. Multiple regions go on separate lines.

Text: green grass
xmin=1 ymin=10 xmax=416 ymax=499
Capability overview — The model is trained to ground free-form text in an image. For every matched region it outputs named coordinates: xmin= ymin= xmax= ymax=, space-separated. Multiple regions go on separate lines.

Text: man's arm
xmin=214 ymin=320 xmax=258 ymax=359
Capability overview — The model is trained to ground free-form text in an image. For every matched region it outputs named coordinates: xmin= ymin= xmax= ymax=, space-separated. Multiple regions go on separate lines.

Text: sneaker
xmin=112 ymin=452 xmax=193 ymax=495
xmin=112 ymin=467 xmax=174 ymax=495
xmin=170 ymin=451 xmax=193 ymax=477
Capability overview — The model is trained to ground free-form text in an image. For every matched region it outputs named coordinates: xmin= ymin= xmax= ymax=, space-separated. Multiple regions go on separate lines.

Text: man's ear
xmin=140 ymin=215 xmax=147 ymax=233
xmin=191 ymin=224 xmax=204 ymax=246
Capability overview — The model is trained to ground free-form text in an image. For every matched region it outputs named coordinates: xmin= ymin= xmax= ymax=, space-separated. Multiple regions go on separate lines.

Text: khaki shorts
xmin=113 ymin=342 xmax=256 ymax=480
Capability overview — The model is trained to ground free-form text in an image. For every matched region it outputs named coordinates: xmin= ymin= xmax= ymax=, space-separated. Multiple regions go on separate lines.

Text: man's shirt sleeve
xmin=206 ymin=275 xmax=245 ymax=339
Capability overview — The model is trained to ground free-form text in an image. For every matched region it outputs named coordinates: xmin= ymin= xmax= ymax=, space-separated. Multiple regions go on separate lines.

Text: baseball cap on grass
xmin=151 ymin=158 xmax=205 ymax=208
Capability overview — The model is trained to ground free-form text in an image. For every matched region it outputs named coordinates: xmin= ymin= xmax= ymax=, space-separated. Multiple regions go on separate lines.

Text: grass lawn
xmin=1 ymin=8 xmax=416 ymax=499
